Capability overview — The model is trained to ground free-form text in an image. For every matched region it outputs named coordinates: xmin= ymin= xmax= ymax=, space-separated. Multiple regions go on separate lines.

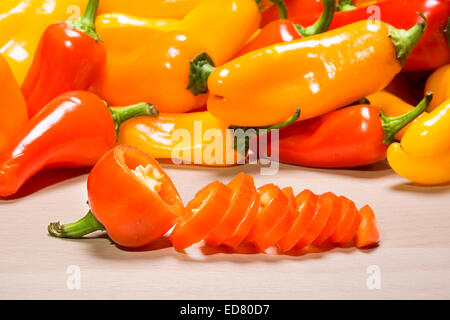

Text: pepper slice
xmin=245 ymin=184 xmax=290 ymax=243
xmin=48 ymin=145 xmax=184 ymax=248
xmin=170 ymin=181 xmax=233 ymax=250
xmin=222 ymin=191 xmax=260 ymax=248
xmin=328 ymin=196 xmax=358 ymax=243
xmin=295 ymin=192 xmax=333 ymax=249
xmin=252 ymin=187 xmax=297 ymax=251
xmin=205 ymin=173 xmax=256 ymax=247
xmin=278 ymin=189 xmax=317 ymax=252
xmin=312 ymin=192 xmax=343 ymax=246
xmin=356 ymin=205 xmax=380 ymax=248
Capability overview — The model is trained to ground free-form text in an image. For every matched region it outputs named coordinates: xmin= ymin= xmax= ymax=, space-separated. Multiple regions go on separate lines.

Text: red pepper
xmin=262 ymin=94 xmax=432 ymax=168
xmin=292 ymin=0 xmax=450 ymax=71
xmin=236 ymin=0 xmax=335 ymax=57
xmin=48 ymin=145 xmax=184 ymax=248
xmin=0 ymin=91 xmax=157 ymax=197
xmin=21 ymin=0 xmax=106 ymax=118
xmin=261 ymin=0 xmax=325 ymax=27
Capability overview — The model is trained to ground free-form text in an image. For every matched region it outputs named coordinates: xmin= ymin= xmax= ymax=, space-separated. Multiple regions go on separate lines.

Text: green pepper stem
xmin=109 ymin=103 xmax=159 ymax=135
xmin=68 ymin=0 xmax=101 ymax=41
xmin=388 ymin=13 xmax=427 ymax=66
xmin=187 ymin=52 xmax=216 ymax=96
xmin=48 ymin=211 xmax=105 ymax=239
xmin=296 ymin=0 xmax=335 ymax=37
xmin=230 ymin=109 xmax=300 ymax=154
xmin=336 ymin=0 xmax=356 ymax=12
xmin=381 ymin=92 xmax=432 ymax=145
xmin=270 ymin=0 xmax=288 ymax=20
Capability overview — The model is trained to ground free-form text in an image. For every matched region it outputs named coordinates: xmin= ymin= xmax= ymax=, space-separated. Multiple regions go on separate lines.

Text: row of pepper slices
xmin=0 ymin=0 xmax=448 ymax=251
xmin=48 ymin=144 xmax=380 ymax=251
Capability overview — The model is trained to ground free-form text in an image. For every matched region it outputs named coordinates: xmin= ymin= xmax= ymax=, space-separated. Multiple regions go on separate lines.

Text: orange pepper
xmin=189 ymin=20 xmax=425 ymax=126
xmin=0 ymin=54 xmax=27 ymax=150
xmin=367 ymin=90 xmax=428 ymax=139
xmin=117 ymin=111 xmax=245 ymax=166
xmin=98 ymin=0 xmax=204 ymax=19
xmin=424 ymin=64 xmax=450 ymax=111
xmin=91 ymin=0 xmax=260 ymax=112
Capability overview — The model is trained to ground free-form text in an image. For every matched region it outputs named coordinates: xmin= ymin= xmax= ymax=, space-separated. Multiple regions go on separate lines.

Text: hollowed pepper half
xmin=49 ymin=145 xmax=184 ymax=248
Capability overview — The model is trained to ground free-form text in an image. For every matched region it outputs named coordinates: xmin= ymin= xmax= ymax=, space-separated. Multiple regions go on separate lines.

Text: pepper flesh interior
xmin=132 ymin=164 xmax=163 ymax=193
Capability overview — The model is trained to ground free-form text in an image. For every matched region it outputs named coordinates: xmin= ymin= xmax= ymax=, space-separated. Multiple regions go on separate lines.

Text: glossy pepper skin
xmin=0 ymin=54 xmax=27 ymax=150
xmin=118 ymin=112 xmax=245 ymax=166
xmin=425 ymin=64 xmax=450 ymax=111
xmin=91 ymin=0 xmax=260 ymax=112
xmin=387 ymin=98 xmax=450 ymax=186
xmin=98 ymin=0 xmax=203 ymax=19
xmin=262 ymin=96 xmax=430 ymax=168
xmin=236 ymin=0 xmax=336 ymax=57
xmin=0 ymin=0 xmax=89 ymax=84
xmin=261 ymin=0 xmax=325 ymax=27
xmin=49 ymin=145 xmax=184 ymax=248
xmin=199 ymin=20 xmax=424 ymax=126
xmin=0 ymin=91 xmax=157 ymax=197
xmin=293 ymin=0 xmax=450 ymax=71
xmin=21 ymin=0 xmax=106 ymax=118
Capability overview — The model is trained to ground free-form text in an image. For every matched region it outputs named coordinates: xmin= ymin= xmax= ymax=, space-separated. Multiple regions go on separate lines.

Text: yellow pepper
xmin=96 ymin=13 xmax=181 ymax=45
xmin=367 ymin=90 xmax=428 ymax=140
xmin=98 ymin=0 xmax=204 ymax=19
xmin=424 ymin=64 xmax=450 ymax=111
xmin=387 ymin=98 xmax=450 ymax=185
xmin=118 ymin=112 xmax=245 ymax=166
xmin=0 ymin=0 xmax=88 ymax=84
xmin=92 ymin=0 xmax=261 ymax=111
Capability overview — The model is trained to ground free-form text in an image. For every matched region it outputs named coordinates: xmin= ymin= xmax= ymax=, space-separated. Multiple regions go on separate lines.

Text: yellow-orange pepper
xmin=0 ymin=54 xmax=27 ymax=150
xmin=91 ymin=0 xmax=261 ymax=112
xmin=191 ymin=20 xmax=425 ymax=126
xmin=118 ymin=112 xmax=245 ymax=166
xmin=0 ymin=0 xmax=88 ymax=84
xmin=98 ymin=0 xmax=204 ymax=19
xmin=367 ymin=90 xmax=428 ymax=139
xmin=387 ymin=98 xmax=450 ymax=185
xmin=424 ymin=64 xmax=450 ymax=111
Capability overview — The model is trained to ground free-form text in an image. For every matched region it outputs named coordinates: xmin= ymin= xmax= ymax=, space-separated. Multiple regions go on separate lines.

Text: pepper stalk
xmin=381 ymin=92 xmax=433 ymax=145
xmin=68 ymin=0 xmax=101 ymax=41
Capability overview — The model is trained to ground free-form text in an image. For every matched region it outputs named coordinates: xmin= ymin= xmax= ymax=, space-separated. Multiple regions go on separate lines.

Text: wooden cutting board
xmin=1 ymin=162 xmax=449 ymax=299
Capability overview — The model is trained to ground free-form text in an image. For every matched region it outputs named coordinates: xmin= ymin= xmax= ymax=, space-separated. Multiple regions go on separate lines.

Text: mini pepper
xmin=190 ymin=18 xmax=426 ymax=126
xmin=0 ymin=54 xmax=27 ymax=150
xmin=261 ymin=94 xmax=431 ymax=168
xmin=0 ymin=91 xmax=157 ymax=197
xmin=48 ymin=145 xmax=185 ymax=248
xmin=387 ymin=98 xmax=450 ymax=186
xmin=21 ymin=0 xmax=106 ymax=117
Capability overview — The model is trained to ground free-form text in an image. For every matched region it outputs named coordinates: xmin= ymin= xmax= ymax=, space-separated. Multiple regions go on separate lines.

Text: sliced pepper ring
xmin=170 ymin=181 xmax=233 ymax=250
xmin=252 ymin=187 xmax=297 ymax=251
xmin=245 ymin=184 xmax=290 ymax=243
xmin=205 ymin=173 xmax=256 ymax=247
xmin=222 ymin=191 xmax=260 ymax=249
xmin=295 ymin=192 xmax=333 ymax=249
xmin=278 ymin=189 xmax=317 ymax=252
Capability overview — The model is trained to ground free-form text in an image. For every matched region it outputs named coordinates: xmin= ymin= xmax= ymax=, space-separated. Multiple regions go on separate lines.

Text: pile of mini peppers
xmin=0 ymin=0 xmax=448 ymax=251
xmin=48 ymin=145 xmax=380 ymax=251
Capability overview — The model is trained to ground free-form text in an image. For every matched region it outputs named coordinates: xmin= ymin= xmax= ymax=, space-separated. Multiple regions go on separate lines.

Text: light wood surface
xmin=1 ymin=161 xmax=449 ymax=299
